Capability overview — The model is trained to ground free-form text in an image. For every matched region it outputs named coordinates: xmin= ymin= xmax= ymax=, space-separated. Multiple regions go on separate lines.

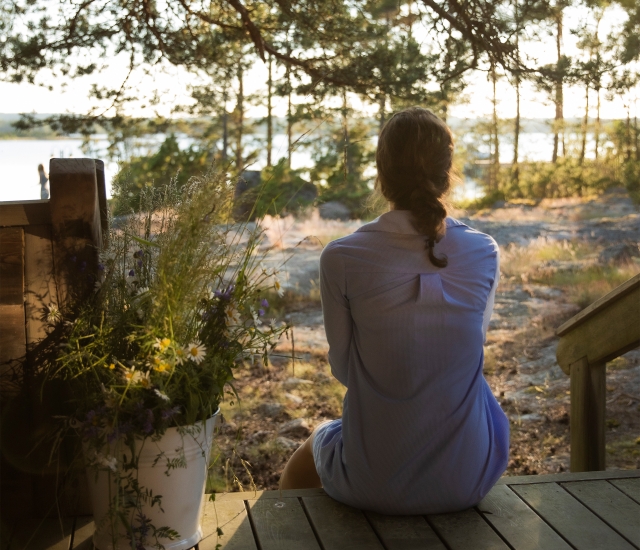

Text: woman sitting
xmin=280 ymin=106 xmax=509 ymax=514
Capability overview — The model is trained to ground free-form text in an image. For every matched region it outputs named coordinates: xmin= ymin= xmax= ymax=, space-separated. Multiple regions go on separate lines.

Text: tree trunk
xmin=491 ymin=64 xmax=500 ymax=191
xmin=286 ymin=61 xmax=292 ymax=167
xmin=379 ymin=94 xmax=386 ymax=132
xmin=552 ymin=8 xmax=564 ymax=163
xmin=342 ymin=89 xmax=355 ymax=180
xmin=267 ymin=55 xmax=273 ymax=167
xmin=513 ymin=72 xmax=521 ymax=186
xmin=594 ymin=87 xmax=601 ymax=160
xmin=235 ymin=64 xmax=244 ymax=173
xmin=222 ymin=86 xmax=228 ymax=163
xmin=626 ymin=106 xmax=632 ymax=161
xmin=580 ymin=84 xmax=589 ymax=165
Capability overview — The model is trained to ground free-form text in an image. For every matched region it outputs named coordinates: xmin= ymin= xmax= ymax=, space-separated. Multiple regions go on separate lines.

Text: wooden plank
xmin=24 ymin=225 xmax=58 ymax=344
xmin=0 ymin=200 xmax=51 ymax=227
xmin=512 ymin=482 xmax=635 ymax=550
xmin=7 ymin=518 xmax=74 ymax=550
xmin=0 ymin=227 xmax=26 ymax=371
xmin=427 ymin=508 xmax=510 ymax=550
xmin=49 ymin=158 xmax=102 ymax=306
xmin=557 ymin=273 xmax=640 ymax=336
xmin=570 ymin=358 xmax=606 ymax=472
xmin=556 ymin=282 xmax=640 ymax=374
xmin=215 ymin=488 xmax=326 ymax=501
xmin=247 ymin=496 xmax=321 ymax=550
xmin=69 ymin=517 xmax=94 ymax=549
xmin=365 ymin=512 xmax=446 ymax=550
xmin=94 ymin=159 xmax=109 ymax=246
xmin=498 ymin=469 xmax=640 ymax=485
xmin=610 ymin=478 xmax=640 ymax=504
xmin=477 ymin=484 xmax=572 ymax=550
xmin=562 ymin=480 xmax=640 ymax=547
xmin=200 ymin=499 xmax=258 ymax=550
xmin=302 ymin=495 xmax=384 ymax=550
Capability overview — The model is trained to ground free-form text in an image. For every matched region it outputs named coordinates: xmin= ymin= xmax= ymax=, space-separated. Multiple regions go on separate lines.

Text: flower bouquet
xmin=43 ymin=171 xmax=288 ymax=549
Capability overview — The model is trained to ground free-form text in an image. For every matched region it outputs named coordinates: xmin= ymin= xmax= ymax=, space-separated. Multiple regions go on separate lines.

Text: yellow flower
xmin=154 ymin=337 xmax=172 ymax=352
xmin=105 ymin=362 xmax=116 ymax=370
xmin=153 ymin=362 xmax=170 ymax=374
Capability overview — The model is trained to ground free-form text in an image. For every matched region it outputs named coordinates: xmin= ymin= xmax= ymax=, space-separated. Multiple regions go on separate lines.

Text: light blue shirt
xmin=313 ymin=210 xmax=509 ymax=514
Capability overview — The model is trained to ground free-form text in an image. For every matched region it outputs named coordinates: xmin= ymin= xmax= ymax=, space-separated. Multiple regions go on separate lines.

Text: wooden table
xmin=6 ymin=470 xmax=639 ymax=549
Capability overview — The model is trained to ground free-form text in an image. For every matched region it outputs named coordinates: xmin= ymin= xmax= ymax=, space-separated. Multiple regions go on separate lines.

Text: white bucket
xmin=86 ymin=410 xmax=219 ymax=550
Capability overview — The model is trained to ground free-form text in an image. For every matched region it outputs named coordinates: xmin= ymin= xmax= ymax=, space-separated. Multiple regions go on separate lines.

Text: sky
xmin=0 ymin=4 xmax=636 ymax=123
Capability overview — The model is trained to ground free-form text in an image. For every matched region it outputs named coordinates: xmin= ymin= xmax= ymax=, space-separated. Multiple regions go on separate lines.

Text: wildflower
xmin=154 ymin=389 xmax=170 ymax=402
xmin=138 ymin=370 xmax=151 ymax=388
xmin=225 ymin=305 xmax=241 ymax=326
xmin=122 ymin=366 xmax=142 ymax=385
xmin=185 ymin=342 xmax=206 ymax=364
xmin=269 ymin=318 xmax=277 ymax=330
xmin=136 ymin=286 xmax=149 ymax=296
xmin=250 ymin=306 xmax=262 ymax=326
xmin=274 ymin=280 xmax=284 ymax=297
xmin=154 ymin=337 xmax=172 ymax=352
xmin=45 ymin=303 xmax=62 ymax=325
xmin=258 ymin=308 xmax=265 ymax=317
xmin=174 ymin=346 xmax=186 ymax=365
xmin=136 ymin=308 xmax=144 ymax=320
xmin=152 ymin=361 xmax=171 ymax=375
xmin=261 ymin=298 xmax=269 ymax=308
xmin=99 ymin=454 xmax=118 ymax=472
xmin=105 ymin=362 xmax=116 ymax=370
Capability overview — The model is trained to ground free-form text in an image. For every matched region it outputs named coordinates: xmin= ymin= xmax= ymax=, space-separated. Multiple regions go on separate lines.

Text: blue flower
xmin=258 ymin=308 xmax=265 ymax=316
xmin=128 ymin=269 xmax=135 ymax=277
xmin=261 ymin=298 xmax=269 ymax=308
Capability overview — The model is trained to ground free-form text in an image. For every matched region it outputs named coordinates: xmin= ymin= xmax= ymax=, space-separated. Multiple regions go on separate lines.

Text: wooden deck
xmin=6 ymin=469 xmax=639 ymax=549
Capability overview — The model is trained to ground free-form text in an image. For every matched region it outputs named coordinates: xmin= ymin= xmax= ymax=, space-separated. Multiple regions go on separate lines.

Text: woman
xmin=280 ymin=107 xmax=509 ymax=514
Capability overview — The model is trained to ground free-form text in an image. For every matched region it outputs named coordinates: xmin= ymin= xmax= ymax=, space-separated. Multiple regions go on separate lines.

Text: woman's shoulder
xmin=445 ymin=217 xmax=498 ymax=250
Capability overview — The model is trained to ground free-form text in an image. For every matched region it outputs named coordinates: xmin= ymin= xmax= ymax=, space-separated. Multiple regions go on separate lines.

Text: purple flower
xmin=258 ymin=308 xmax=265 ymax=316
xmin=128 ymin=269 xmax=135 ymax=277
xmin=261 ymin=299 xmax=269 ymax=308
xmin=142 ymin=409 xmax=154 ymax=434
xmin=161 ymin=406 xmax=180 ymax=420
xmin=137 ymin=259 xmax=143 ymax=268
xmin=98 ymin=263 xmax=105 ymax=271
xmin=133 ymin=249 xmax=144 ymax=258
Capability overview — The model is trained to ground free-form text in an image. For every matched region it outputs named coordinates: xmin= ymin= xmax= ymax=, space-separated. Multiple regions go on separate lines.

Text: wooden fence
xmin=0 ymin=158 xmax=107 ymax=522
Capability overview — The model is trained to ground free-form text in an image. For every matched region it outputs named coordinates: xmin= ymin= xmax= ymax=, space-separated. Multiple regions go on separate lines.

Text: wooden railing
xmin=0 ymin=158 xmax=106 ymax=520
xmin=556 ymin=273 xmax=640 ymax=472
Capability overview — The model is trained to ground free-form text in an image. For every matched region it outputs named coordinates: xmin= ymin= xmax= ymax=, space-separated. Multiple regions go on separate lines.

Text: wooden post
xmin=570 ymin=357 xmax=606 ymax=472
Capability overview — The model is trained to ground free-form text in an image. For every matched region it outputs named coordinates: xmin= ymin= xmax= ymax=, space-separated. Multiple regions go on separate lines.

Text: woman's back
xmin=315 ymin=211 xmax=509 ymax=514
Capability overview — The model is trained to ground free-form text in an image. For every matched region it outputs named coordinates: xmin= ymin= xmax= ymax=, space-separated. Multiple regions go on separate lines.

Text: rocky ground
xmin=209 ymin=188 xmax=640 ymax=493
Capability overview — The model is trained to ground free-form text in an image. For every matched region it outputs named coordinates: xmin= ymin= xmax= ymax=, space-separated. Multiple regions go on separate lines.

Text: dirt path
xmin=212 ymin=189 xmax=640 ymax=492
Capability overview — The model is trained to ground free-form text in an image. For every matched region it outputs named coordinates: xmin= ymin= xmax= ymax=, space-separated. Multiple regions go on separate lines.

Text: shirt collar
xmin=356 ymin=210 xmax=465 ymax=235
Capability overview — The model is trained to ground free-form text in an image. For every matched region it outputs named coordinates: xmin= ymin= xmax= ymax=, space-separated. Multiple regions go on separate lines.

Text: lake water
xmin=0 ymin=132 xmax=603 ymax=203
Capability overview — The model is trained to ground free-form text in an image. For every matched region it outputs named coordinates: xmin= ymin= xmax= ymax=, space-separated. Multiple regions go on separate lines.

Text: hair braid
xmin=376 ymin=107 xmax=453 ymax=268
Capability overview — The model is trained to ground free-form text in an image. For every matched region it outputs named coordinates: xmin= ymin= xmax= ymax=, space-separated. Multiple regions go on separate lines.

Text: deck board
xmin=427 ymin=508 xmax=511 ymax=550
xmin=365 ymin=513 xmax=447 ymax=550
xmin=205 ymin=499 xmax=258 ymax=550
xmin=512 ymin=482 xmax=636 ymax=550
xmin=562 ymin=480 xmax=640 ymax=547
xmin=610 ymin=478 xmax=640 ymax=504
xmin=301 ymin=495 xmax=384 ymax=550
xmin=477 ymin=484 xmax=572 ymax=550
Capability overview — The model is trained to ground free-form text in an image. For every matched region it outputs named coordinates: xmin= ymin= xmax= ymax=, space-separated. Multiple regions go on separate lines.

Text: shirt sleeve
xmin=319 ymin=242 xmax=352 ymax=386
xmin=482 ymin=246 xmax=500 ymax=342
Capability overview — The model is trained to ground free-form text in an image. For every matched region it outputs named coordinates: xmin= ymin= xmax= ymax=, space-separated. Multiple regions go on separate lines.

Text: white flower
xmin=154 ymin=389 xmax=170 ymax=402
xmin=98 ymin=454 xmax=118 ymax=472
xmin=136 ymin=286 xmax=149 ymax=296
xmin=122 ymin=366 xmax=142 ymax=385
xmin=269 ymin=318 xmax=277 ymax=330
xmin=250 ymin=306 xmax=262 ymax=326
xmin=136 ymin=308 xmax=145 ymax=320
xmin=274 ymin=280 xmax=284 ymax=297
xmin=185 ymin=342 xmax=206 ymax=364
xmin=225 ymin=305 xmax=242 ymax=326
xmin=45 ymin=303 xmax=62 ymax=325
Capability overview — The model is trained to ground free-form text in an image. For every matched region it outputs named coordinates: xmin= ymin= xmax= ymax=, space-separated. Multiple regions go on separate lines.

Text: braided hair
xmin=376 ymin=107 xmax=453 ymax=268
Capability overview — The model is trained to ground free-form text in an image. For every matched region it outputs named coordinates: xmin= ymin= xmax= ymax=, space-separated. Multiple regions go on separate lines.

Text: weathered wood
xmin=570 ymin=357 xmax=606 ymax=472
xmin=556 ymin=278 xmax=640 ymax=375
xmin=427 ymin=508 xmax=510 ymax=550
xmin=94 ymin=159 xmax=109 ymax=246
xmin=512 ymin=482 xmax=635 ymax=550
xmin=49 ymin=158 xmax=102 ymax=307
xmin=215 ymin=488 xmax=326 ymax=501
xmin=562 ymin=480 xmax=640 ymax=547
xmin=0 ymin=200 xmax=51 ymax=227
xmin=246 ymin=496 xmax=321 ymax=550
xmin=610 ymin=478 xmax=640 ymax=504
xmin=7 ymin=518 xmax=74 ymax=550
xmin=497 ymin=469 xmax=640 ymax=485
xmin=302 ymin=495 xmax=384 ymax=550
xmin=557 ymin=273 xmax=640 ymax=336
xmin=24 ymin=225 xmax=58 ymax=345
xmin=0 ymin=227 xmax=26 ymax=371
xmin=202 ymin=499 xmax=258 ymax=550
xmin=477 ymin=484 xmax=572 ymax=550
xmin=365 ymin=512 xmax=446 ymax=550
xmin=69 ymin=517 xmax=94 ymax=549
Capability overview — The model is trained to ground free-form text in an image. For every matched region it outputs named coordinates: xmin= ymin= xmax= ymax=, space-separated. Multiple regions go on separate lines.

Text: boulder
xmin=598 ymin=243 xmax=640 ymax=265
xmin=278 ymin=418 xmax=311 ymax=438
xmin=318 ymin=201 xmax=351 ymax=220
xmin=257 ymin=403 xmax=286 ymax=418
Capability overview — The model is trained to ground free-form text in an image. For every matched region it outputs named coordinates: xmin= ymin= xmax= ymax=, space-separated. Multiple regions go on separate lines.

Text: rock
xmin=275 ymin=437 xmax=299 ymax=451
xmin=313 ymin=372 xmax=332 ymax=384
xmin=284 ymin=392 xmax=303 ymax=405
xmin=510 ymin=413 xmax=545 ymax=423
xmin=283 ymin=377 xmax=314 ymax=389
xmin=278 ymin=418 xmax=311 ymax=438
xmin=318 ymin=201 xmax=351 ymax=220
xmin=249 ymin=430 xmax=270 ymax=443
xmin=598 ymin=243 xmax=640 ymax=265
xmin=257 ymin=403 xmax=286 ymax=418
xmin=219 ymin=420 xmax=238 ymax=435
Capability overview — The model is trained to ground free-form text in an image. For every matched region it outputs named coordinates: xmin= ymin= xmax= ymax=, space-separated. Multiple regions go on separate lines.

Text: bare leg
xmin=280 ymin=421 xmax=332 ymax=490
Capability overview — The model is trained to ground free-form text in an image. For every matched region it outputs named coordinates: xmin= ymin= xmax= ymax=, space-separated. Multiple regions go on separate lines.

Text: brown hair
xmin=376 ymin=107 xmax=453 ymax=268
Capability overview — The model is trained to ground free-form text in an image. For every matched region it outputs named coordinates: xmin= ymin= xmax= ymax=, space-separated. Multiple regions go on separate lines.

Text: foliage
xmin=39 ymin=170 xmax=288 ymax=546
xmin=111 ymin=135 xmax=212 ymax=215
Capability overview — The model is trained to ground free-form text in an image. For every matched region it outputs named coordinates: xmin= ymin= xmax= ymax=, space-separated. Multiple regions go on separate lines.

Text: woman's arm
xmin=319 ymin=243 xmax=352 ymax=386
xmin=482 ymin=247 xmax=500 ymax=342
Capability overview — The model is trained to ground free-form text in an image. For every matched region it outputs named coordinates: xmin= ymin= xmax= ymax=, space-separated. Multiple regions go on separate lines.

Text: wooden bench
xmin=6 ymin=469 xmax=639 ymax=549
